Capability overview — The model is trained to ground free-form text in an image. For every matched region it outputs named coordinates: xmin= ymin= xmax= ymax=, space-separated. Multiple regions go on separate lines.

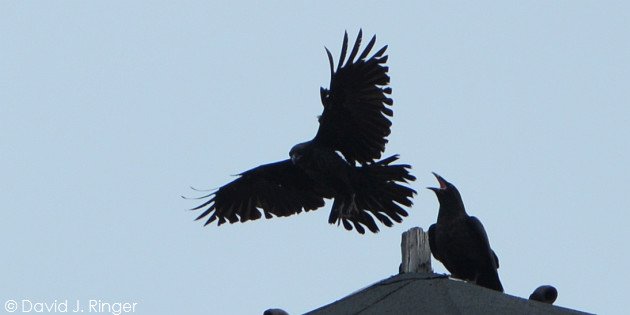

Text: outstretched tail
xmin=329 ymin=155 xmax=416 ymax=234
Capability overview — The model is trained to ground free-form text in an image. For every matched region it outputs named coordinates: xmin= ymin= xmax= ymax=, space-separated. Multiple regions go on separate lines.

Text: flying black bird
xmin=427 ymin=173 xmax=503 ymax=292
xmin=190 ymin=30 xmax=416 ymax=234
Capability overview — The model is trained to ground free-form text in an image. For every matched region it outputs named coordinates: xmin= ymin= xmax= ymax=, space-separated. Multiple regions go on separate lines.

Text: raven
xmin=427 ymin=173 xmax=503 ymax=292
xmin=191 ymin=30 xmax=416 ymax=234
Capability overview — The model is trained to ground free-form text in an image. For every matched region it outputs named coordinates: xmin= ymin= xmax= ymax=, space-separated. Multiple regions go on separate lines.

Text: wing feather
xmin=314 ymin=30 xmax=394 ymax=164
xmin=337 ymin=31 xmax=349 ymax=71
xmin=346 ymin=29 xmax=362 ymax=67
xmin=358 ymin=35 xmax=376 ymax=60
xmin=325 ymin=48 xmax=334 ymax=79
xmin=192 ymin=160 xmax=326 ymax=227
xmin=466 ymin=216 xmax=500 ymax=269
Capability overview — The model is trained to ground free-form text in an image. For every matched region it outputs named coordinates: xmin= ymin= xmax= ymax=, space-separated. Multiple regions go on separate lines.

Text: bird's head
xmin=289 ymin=141 xmax=310 ymax=165
xmin=427 ymin=172 xmax=465 ymax=210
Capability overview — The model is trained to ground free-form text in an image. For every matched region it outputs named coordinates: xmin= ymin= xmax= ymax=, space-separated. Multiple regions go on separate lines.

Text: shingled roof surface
xmin=306 ymin=273 xmax=592 ymax=315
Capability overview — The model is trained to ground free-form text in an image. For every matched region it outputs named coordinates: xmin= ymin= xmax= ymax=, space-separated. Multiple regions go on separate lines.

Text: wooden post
xmin=400 ymin=227 xmax=432 ymax=273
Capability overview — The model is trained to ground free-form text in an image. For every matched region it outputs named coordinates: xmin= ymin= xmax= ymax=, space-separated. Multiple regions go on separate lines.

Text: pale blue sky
xmin=2 ymin=1 xmax=629 ymax=314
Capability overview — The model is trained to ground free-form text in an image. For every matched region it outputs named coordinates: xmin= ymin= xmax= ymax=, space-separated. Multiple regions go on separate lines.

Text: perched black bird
xmin=190 ymin=30 xmax=416 ymax=234
xmin=529 ymin=285 xmax=558 ymax=304
xmin=427 ymin=173 xmax=504 ymax=292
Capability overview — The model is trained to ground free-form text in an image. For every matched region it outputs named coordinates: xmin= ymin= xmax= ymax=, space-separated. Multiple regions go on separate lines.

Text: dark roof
xmin=306 ymin=273 xmax=592 ymax=315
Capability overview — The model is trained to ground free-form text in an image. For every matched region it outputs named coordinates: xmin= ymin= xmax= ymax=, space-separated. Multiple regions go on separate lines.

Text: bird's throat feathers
xmin=436 ymin=196 xmax=468 ymax=222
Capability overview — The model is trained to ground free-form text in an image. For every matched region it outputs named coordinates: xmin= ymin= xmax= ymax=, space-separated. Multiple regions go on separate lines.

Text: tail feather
xmin=476 ymin=270 xmax=504 ymax=292
xmin=329 ymin=155 xmax=416 ymax=234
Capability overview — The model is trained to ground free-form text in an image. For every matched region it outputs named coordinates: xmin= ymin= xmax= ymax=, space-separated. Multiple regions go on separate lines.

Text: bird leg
xmin=340 ymin=193 xmax=359 ymax=219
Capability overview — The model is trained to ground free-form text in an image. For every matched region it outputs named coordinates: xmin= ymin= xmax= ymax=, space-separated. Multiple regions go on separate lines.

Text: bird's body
xmin=289 ymin=141 xmax=351 ymax=198
xmin=190 ymin=30 xmax=416 ymax=234
xmin=428 ymin=173 xmax=503 ymax=292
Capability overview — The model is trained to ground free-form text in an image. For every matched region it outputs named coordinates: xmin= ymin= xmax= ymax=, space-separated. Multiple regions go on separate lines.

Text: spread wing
xmin=192 ymin=160 xmax=326 ymax=226
xmin=313 ymin=30 xmax=393 ymax=165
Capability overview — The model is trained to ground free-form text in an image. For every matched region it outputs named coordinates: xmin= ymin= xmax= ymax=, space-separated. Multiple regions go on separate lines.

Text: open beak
xmin=426 ymin=172 xmax=447 ymax=192
xmin=432 ymin=172 xmax=448 ymax=189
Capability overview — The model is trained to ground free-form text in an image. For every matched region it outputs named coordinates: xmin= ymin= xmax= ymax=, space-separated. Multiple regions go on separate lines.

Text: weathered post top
xmin=400 ymin=227 xmax=432 ymax=274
